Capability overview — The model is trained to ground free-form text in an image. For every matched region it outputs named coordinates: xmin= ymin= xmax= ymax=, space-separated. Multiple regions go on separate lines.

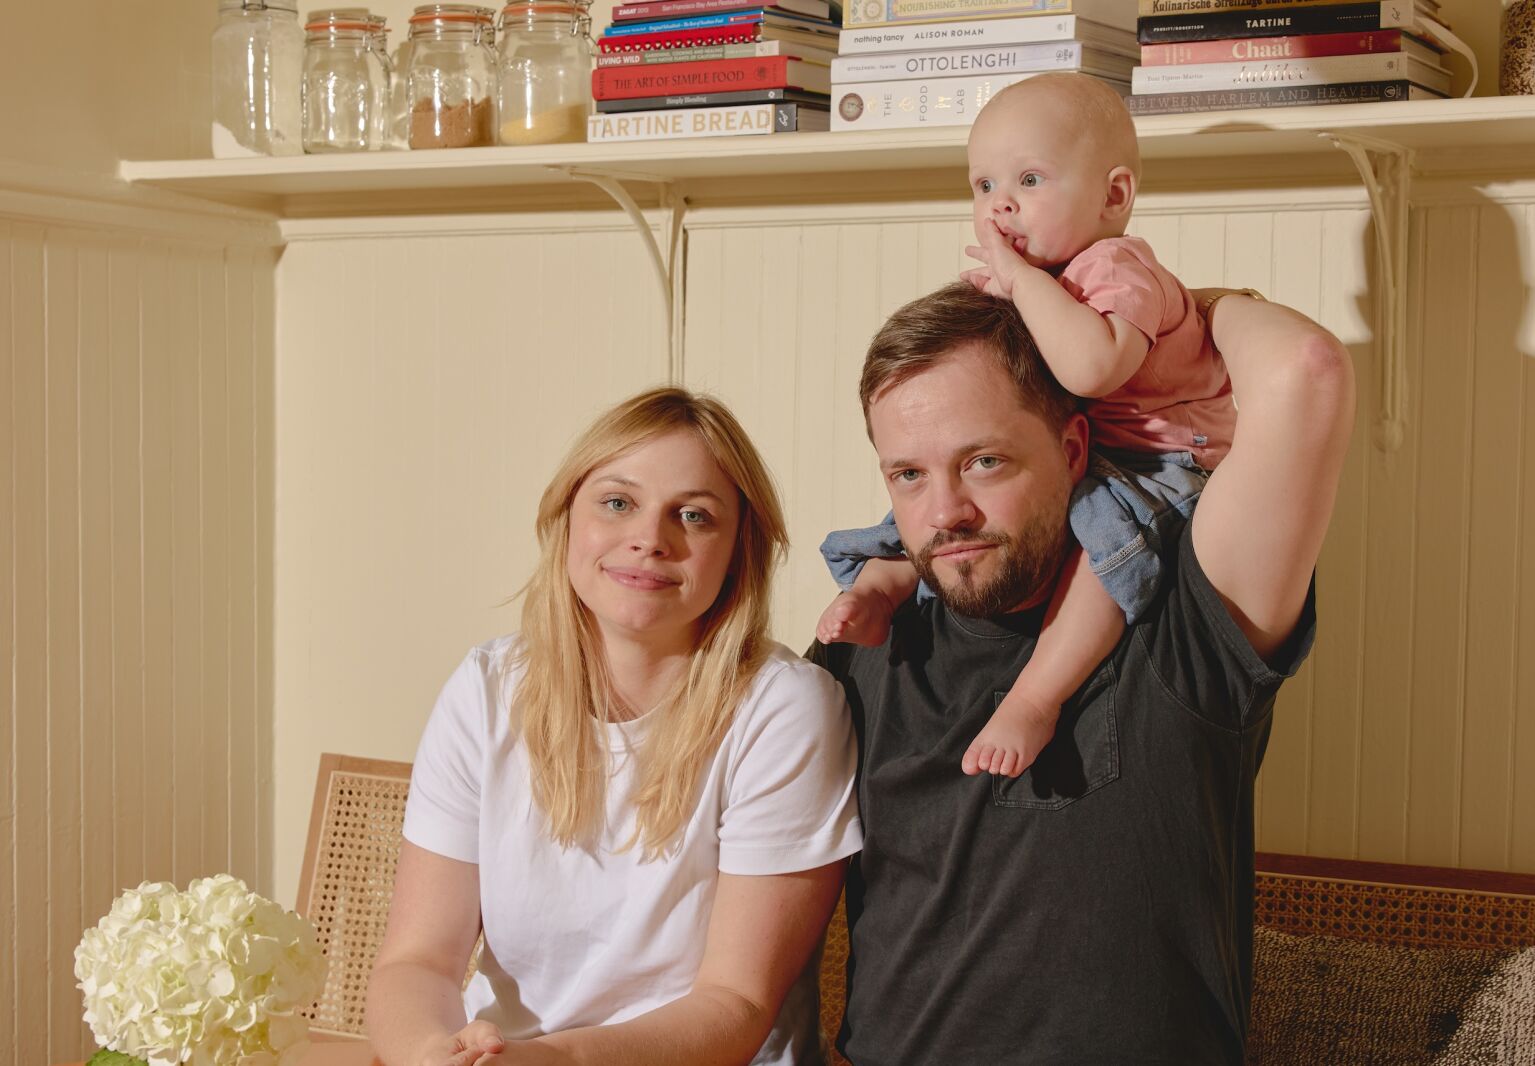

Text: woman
xmin=366 ymin=387 xmax=862 ymax=1066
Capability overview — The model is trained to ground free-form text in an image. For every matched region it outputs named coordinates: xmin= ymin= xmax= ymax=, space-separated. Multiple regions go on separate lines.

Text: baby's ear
xmin=1103 ymin=166 xmax=1137 ymax=222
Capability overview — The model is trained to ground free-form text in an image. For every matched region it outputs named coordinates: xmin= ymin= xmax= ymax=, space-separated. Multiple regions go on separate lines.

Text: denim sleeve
xmin=819 ymin=512 xmax=906 ymax=591
xmin=1070 ymin=449 xmax=1209 ymax=625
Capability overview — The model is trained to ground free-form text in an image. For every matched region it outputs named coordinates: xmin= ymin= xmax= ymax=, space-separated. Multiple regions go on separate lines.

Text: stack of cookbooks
xmin=587 ymin=0 xmax=840 ymax=142
xmin=1129 ymin=0 xmax=1463 ymax=115
xmin=829 ymin=0 xmax=1136 ymax=132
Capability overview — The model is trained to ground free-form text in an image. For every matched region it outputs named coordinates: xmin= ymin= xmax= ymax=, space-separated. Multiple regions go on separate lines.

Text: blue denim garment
xmin=818 ymin=448 xmax=1209 ymax=622
xmin=818 ymin=511 xmax=936 ymax=603
xmin=1070 ymin=448 xmax=1208 ymax=624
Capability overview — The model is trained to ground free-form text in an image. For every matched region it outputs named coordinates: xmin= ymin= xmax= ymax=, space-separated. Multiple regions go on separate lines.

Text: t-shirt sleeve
xmin=717 ymin=658 xmax=863 ymax=876
xmin=1059 ymin=238 xmax=1168 ymax=346
xmin=1142 ymin=527 xmax=1317 ymax=729
xmin=401 ymin=648 xmax=493 ymax=863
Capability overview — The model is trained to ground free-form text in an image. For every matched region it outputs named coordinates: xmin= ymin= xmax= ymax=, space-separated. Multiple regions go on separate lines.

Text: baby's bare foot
xmin=816 ymin=589 xmax=894 ymax=647
xmin=961 ymin=692 xmax=1060 ymax=777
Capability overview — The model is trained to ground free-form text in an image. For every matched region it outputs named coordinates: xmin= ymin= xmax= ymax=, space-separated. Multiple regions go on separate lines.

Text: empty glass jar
xmin=302 ymin=9 xmax=391 ymax=152
xmin=407 ymin=5 xmax=498 ymax=148
xmin=496 ymin=1 xmax=593 ymax=146
xmin=368 ymin=15 xmax=395 ymax=146
xmin=385 ymin=30 xmax=414 ymax=149
xmin=211 ymin=0 xmax=305 ymax=157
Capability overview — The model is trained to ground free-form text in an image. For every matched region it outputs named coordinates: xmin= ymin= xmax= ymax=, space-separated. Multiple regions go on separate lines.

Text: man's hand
xmin=961 ymin=218 xmax=1045 ymax=301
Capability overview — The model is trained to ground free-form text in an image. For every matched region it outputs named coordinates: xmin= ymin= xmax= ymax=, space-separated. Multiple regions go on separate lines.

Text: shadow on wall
xmin=1341 ymin=175 xmax=1535 ymax=871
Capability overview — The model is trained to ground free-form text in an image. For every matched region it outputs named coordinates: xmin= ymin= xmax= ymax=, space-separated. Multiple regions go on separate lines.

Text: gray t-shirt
xmin=810 ymin=527 xmax=1316 ymax=1065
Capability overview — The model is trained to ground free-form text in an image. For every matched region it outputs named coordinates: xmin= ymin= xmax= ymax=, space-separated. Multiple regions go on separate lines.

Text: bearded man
xmin=810 ymin=281 xmax=1355 ymax=1065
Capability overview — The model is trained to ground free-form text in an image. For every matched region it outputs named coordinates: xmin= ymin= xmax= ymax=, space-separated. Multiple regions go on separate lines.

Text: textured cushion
xmin=1249 ymin=927 xmax=1535 ymax=1065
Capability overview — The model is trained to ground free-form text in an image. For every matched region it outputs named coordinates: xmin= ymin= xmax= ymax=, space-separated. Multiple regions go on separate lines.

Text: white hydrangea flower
xmin=75 ymin=876 xmax=328 ymax=1065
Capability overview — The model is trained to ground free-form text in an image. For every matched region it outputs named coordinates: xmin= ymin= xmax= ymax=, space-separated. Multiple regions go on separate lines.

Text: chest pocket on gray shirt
xmin=991 ymin=662 xmax=1120 ymax=811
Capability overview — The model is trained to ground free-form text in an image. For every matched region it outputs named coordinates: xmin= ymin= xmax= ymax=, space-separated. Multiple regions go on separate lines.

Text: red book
xmin=1141 ymin=29 xmax=1407 ymax=66
xmin=597 ymin=24 xmax=831 ymax=52
xmin=592 ymin=55 xmax=831 ymax=98
xmin=612 ymin=0 xmax=830 ymax=22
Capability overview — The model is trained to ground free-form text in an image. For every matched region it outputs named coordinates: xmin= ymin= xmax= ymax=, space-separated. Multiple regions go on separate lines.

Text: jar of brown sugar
xmin=407 ymin=4 xmax=498 ymax=148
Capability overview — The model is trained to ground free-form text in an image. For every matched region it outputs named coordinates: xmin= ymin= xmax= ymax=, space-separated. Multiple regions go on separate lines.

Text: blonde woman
xmin=366 ymin=388 xmax=862 ymax=1066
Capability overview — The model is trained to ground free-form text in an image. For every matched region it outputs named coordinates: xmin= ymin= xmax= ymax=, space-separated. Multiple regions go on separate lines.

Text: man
xmin=810 ymin=281 xmax=1354 ymax=1063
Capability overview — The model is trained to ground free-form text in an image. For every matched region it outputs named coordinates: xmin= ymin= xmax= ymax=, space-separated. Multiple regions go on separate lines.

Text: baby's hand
xmin=816 ymin=588 xmax=895 ymax=647
xmin=962 ymin=218 xmax=1034 ymax=301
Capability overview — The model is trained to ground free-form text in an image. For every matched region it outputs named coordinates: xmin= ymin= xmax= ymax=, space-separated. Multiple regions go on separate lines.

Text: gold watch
xmin=1195 ymin=287 xmax=1266 ymax=321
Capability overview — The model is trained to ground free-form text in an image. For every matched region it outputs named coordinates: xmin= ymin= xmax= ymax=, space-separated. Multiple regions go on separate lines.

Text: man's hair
xmin=860 ymin=281 xmax=1079 ymax=431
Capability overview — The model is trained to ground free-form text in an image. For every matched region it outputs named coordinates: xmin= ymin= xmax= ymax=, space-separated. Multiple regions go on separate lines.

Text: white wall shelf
xmin=117 ymin=93 xmax=1535 ymax=454
xmin=120 ymin=95 xmax=1535 ymax=215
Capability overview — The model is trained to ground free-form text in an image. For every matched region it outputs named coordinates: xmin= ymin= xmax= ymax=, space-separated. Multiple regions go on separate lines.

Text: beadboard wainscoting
xmin=11 ymin=126 xmax=1535 ymax=1066
xmin=264 ymin=184 xmax=1535 ymax=916
xmin=7 ymin=0 xmax=1519 ymax=1063
xmin=269 ymin=214 xmax=673 ymax=906
xmin=683 ymin=188 xmax=1535 ymax=877
xmin=0 ymin=188 xmax=280 ymax=1065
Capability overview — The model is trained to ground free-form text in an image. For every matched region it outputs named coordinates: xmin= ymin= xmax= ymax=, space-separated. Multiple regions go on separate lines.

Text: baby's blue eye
xmin=978 ymin=179 xmax=993 ymax=194
xmin=1022 ymin=173 xmax=1041 ymax=188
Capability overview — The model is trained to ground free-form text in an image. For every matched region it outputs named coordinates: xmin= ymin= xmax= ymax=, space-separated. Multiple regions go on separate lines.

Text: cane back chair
xmin=295 ymin=754 xmax=1535 ymax=1061
xmin=295 ymin=754 xmax=417 ymax=1038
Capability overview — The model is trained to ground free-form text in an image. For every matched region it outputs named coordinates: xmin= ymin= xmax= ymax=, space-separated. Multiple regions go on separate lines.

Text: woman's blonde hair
xmin=512 ymin=387 xmax=788 ymax=858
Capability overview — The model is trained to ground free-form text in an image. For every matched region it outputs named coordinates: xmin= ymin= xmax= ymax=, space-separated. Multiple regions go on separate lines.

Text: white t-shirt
xmin=402 ymin=636 xmax=863 ymax=1065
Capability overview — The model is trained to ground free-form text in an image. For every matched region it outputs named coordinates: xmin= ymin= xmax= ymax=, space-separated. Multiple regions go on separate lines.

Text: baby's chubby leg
xmin=963 ymin=547 xmax=1124 ymax=777
xmin=816 ymin=557 xmax=918 ymax=647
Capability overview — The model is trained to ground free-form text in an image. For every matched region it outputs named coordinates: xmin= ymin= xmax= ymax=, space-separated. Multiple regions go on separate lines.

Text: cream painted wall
xmin=267 ymin=179 xmax=1535 ymax=910
xmin=0 ymin=1 xmax=214 ymax=174
xmin=1 ymin=7 xmax=272 ymax=1061
xmin=269 ymin=214 xmax=673 ymax=903
xmin=5 ymin=2 xmax=1532 ymax=1060
xmin=685 ymin=187 xmax=1535 ymax=874
xmin=0 ymin=201 xmax=279 ymax=1064
xmin=1441 ymin=0 xmax=1505 ymax=96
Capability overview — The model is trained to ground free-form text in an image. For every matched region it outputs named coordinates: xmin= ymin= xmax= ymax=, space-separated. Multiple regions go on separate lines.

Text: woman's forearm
xmin=524 ymin=982 xmax=774 ymax=1066
xmin=367 ymin=960 xmax=473 ymax=1066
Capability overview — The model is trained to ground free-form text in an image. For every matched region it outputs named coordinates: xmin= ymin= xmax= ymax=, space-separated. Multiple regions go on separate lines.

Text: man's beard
xmin=910 ymin=507 xmax=1071 ymax=618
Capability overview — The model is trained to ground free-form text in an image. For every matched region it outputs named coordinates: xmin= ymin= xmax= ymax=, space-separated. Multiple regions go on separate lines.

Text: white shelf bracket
xmin=664 ymin=185 xmax=688 ymax=383
xmin=559 ymin=167 xmax=686 ymax=372
xmin=1319 ymin=130 xmax=1413 ymax=452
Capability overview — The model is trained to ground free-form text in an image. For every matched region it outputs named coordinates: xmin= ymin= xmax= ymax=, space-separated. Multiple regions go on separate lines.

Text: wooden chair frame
xmin=296 ymin=754 xmax=415 ymax=1038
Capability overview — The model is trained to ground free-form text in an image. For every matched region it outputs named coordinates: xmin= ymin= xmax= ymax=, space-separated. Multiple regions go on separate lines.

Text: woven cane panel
xmin=820 ymin=897 xmax=850 ymax=1066
xmin=1255 ymin=872 xmax=1535 ymax=952
xmin=302 ymin=771 xmax=412 ymax=1036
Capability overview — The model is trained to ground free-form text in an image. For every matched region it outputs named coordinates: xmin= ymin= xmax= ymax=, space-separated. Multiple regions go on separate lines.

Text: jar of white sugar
xmin=495 ymin=0 xmax=593 ymax=146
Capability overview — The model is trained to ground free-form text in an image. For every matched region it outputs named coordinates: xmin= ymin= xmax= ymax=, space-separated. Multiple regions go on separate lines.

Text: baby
xmin=818 ymin=72 xmax=1243 ymax=777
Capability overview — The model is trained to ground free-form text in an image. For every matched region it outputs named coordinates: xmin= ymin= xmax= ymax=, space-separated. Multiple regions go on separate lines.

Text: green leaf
xmin=86 ymin=1051 xmax=148 ymax=1066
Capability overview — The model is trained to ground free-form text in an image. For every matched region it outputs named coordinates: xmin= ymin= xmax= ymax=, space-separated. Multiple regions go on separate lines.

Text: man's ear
xmin=1060 ymin=412 xmax=1090 ymax=482
xmin=1103 ymin=165 xmax=1137 ymax=224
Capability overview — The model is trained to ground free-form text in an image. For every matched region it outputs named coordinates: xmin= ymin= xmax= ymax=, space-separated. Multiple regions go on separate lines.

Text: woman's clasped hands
xmin=422 ymin=1020 xmax=569 ymax=1066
